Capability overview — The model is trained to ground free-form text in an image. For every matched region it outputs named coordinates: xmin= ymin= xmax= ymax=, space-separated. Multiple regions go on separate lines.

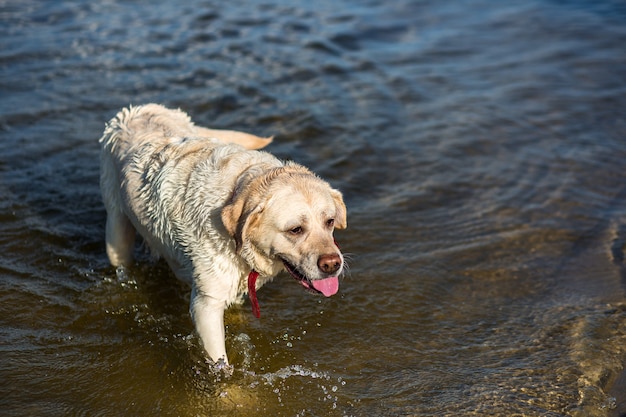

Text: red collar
xmin=247 ymin=270 xmax=261 ymax=318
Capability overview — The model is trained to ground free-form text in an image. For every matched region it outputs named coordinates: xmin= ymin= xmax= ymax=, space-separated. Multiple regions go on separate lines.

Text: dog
xmin=99 ymin=104 xmax=347 ymax=365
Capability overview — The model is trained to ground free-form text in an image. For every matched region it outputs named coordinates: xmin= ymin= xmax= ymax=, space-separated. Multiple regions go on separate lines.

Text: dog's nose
xmin=318 ymin=253 xmax=342 ymax=274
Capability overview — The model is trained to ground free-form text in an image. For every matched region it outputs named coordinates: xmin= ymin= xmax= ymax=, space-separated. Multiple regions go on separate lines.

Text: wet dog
xmin=99 ymin=104 xmax=347 ymax=364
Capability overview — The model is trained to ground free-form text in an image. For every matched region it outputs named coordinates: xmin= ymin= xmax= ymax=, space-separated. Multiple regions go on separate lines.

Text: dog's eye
xmin=326 ymin=218 xmax=335 ymax=228
xmin=289 ymin=226 xmax=304 ymax=235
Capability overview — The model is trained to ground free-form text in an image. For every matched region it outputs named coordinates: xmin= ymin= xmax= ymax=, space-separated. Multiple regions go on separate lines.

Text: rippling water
xmin=2 ymin=0 xmax=626 ymax=416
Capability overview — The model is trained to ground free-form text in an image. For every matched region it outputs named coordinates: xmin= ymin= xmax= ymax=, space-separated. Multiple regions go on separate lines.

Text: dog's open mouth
xmin=281 ymin=259 xmax=339 ymax=297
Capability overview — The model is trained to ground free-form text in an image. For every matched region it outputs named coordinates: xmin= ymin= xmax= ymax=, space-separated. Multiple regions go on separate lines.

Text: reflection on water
xmin=2 ymin=0 xmax=626 ymax=415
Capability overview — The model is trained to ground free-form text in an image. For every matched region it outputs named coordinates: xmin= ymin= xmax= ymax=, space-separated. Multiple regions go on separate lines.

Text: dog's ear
xmin=222 ymin=199 xmax=264 ymax=251
xmin=330 ymin=189 xmax=347 ymax=229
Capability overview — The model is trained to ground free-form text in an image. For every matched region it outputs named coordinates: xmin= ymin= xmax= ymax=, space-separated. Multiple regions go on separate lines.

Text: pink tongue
xmin=311 ymin=276 xmax=339 ymax=297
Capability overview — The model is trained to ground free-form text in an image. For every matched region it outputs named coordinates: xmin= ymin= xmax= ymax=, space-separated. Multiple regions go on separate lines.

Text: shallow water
xmin=2 ymin=0 xmax=626 ymax=415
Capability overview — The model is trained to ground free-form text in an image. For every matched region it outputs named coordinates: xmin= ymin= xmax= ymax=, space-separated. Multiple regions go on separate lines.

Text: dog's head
xmin=221 ymin=163 xmax=347 ymax=296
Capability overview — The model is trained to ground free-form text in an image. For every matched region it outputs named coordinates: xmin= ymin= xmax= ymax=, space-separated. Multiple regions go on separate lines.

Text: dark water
xmin=2 ymin=0 xmax=626 ymax=415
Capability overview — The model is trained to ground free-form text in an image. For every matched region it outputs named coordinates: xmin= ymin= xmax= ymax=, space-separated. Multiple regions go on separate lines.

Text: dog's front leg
xmin=190 ymin=285 xmax=228 ymax=364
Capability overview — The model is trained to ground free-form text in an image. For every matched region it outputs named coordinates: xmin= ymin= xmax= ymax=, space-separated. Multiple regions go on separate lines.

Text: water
xmin=2 ymin=0 xmax=626 ymax=415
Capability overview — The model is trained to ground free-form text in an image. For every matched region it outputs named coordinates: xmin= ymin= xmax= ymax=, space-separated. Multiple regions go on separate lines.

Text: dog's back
xmin=98 ymin=104 xmax=274 ymax=270
xmin=100 ymin=104 xmax=271 ymax=162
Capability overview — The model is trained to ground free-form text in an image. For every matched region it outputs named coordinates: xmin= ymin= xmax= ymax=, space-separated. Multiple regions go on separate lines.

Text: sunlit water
xmin=2 ymin=0 xmax=626 ymax=416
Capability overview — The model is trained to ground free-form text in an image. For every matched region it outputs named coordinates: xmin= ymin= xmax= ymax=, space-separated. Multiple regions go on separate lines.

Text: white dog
xmin=99 ymin=104 xmax=347 ymax=364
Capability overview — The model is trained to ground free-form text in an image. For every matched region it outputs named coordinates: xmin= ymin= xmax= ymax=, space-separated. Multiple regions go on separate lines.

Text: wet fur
xmin=99 ymin=104 xmax=346 ymax=364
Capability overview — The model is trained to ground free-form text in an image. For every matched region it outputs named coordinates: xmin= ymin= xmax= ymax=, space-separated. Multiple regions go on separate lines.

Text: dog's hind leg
xmin=105 ymin=208 xmax=136 ymax=267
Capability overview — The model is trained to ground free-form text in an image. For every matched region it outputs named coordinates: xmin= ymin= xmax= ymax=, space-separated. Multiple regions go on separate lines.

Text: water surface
xmin=2 ymin=0 xmax=626 ymax=416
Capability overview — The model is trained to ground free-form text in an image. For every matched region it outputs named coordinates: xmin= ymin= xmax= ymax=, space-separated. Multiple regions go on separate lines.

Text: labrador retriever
xmin=99 ymin=104 xmax=347 ymax=365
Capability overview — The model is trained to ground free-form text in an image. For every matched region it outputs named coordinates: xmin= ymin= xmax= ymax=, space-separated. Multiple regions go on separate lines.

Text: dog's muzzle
xmin=282 ymin=258 xmax=340 ymax=297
